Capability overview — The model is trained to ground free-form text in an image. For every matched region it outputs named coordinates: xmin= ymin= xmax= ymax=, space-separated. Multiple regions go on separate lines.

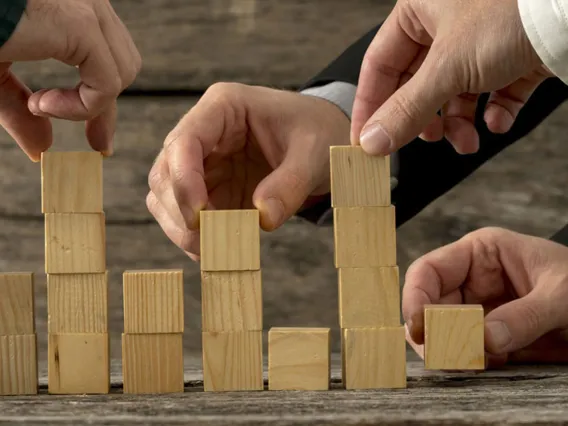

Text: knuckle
xmin=147 ymin=164 xmax=165 ymax=193
xmin=520 ymin=303 xmax=543 ymax=333
xmin=204 ymin=82 xmax=243 ymax=103
xmin=145 ymin=191 xmax=159 ymax=214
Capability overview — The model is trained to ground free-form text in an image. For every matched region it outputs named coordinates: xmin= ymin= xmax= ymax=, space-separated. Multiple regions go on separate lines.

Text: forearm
xmin=0 ymin=0 xmax=26 ymax=48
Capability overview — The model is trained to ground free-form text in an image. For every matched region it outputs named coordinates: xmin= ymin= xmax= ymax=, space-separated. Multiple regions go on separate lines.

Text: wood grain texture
xmin=201 ymin=270 xmax=262 ymax=332
xmin=44 ymin=213 xmax=106 ymax=273
xmin=123 ymin=270 xmax=184 ymax=334
xmin=47 ymin=273 xmax=108 ymax=333
xmin=202 ymin=330 xmax=263 ymax=392
xmin=330 ymin=146 xmax=391 ymax=207
xmin=0 ymin=334 xmax=37 ymax=395
xmin=122 ymin=333 xmax=184 ymax=394
xmin=0 ymin=272 xmax=35 ymax=335
xmin=425 ymin=304 xmax=485 ymax=370
xmin=268 ymin=327 xmax=330 ymax=391
xmin=200 ymin=210 xmax=261 ymax=271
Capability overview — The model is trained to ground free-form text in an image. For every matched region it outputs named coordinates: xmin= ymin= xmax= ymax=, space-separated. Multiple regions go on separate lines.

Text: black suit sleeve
xmin=0 ymin=0 xmax=26 ymax=48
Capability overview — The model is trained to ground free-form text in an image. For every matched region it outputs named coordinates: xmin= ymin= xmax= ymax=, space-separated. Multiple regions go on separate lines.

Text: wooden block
xmin=424 ymin=304 xmax=485 ymax=370
xmin=45 ymin=213 xmax=106 ymax=273
xmin=0 ymin=335 xmax=37 ymax=395
xmin=122 ymin=333 xmax=184 ymax=394
xmin=202 ymin=331 xmax=263 ymax=391
xmin=343 ymin=327 xmax=406 ymax=389
xmin=268 ymin=327 xmax=330 ymax=391
xmin=0 ymin=272 xmax=34 ymax=335
xmin=330 ymin=146 xmax=390 ymax=207
xmin=123 ymin=270 xmax=184 ymax=334
xmin=201 ymin=271 xmax=262 ymax=332
xmin=47 ymin=333 xmax=109 ymax=394
xmin=200 ymin=210 xmax=260 ymax=271
xmin=339 ymin=267 xmax=400 ymax=328
xmin=47 ymin=273 xmax=108 ymax=333
xmin=41 ymin=151 xmax=103 ymax=213
xmin=334 ymin=206 xmax=396 ymax=267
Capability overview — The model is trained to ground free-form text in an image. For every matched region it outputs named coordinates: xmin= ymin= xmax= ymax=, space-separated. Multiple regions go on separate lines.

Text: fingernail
xmin=486 ymin=321 xmax=512 ymax=351
xmin=360 ymin=123 xmax=392 ymax=155
xmin=260 ymin=197 xmax=285 ymax=229
xmin=101 ymin=147 xmax=113 ymax=157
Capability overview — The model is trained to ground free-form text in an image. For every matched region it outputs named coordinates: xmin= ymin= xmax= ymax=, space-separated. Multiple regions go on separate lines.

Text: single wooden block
xmin=343 ymin=327 xmax=406 ymax=389
xmin=47 ymin=333 xmax=109 ymax=394
xmin=122 ymin=333 xmax=184 ymax=394
xmin=123 ymin=270 xmax=184 ymax=334
xmin=268 ymin=327 xmax=330 ymax=391
xmin=47 ymin=273 xmax=108 ymax=333
xmin=424 ymin=304 xmax=485 ymax=370
xmin=0 ymin=335 xmax=37 ymax=395
xmin=200 ymin=210 xmax=260 ymax=271
xmin=45 ymin=213 xmax=106 ymax=273
xmin=339 ymin=267 xmax=400 ymax=328
xmin=330 ymin=146 xmax=391 ymax=207
xmin=202 ymin=331 xmax=263 ymax=392
xmin=0 ymin=272 xmax=35 ymax=335
xmin=41 ymin=151 xmax=103 ymax=213
xmin=201 ymin=271 xmax=262 ymax=332
xmin=334 ymin=206 xmax=396 ymax=267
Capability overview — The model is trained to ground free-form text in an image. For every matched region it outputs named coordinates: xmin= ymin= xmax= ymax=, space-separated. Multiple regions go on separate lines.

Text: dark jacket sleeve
xmin=0 ymin=0 xmax=26 ymax=49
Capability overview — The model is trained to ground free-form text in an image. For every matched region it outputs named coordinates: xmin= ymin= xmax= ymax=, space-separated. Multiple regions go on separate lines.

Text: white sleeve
xmin=519 ymin=0 xmax=568 ymax=83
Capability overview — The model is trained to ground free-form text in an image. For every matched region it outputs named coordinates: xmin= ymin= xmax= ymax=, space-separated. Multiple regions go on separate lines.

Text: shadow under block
xmin=47 ymin=273 xmax=108 ymax=333
xmin=0 ymin=335 xmax=37 ymax=395
xmin=41 ymin=151 xmax=103 ymax=213
xmin=0 ymin=272 xmax=35 ymax=335
xmin=200 ymin=210 xmax=260 ymax=271
xmin=424 ymin=304 xmax=485 ymax=370
xmin=45 ymin=213 xmax=106 ymax=273
xmin=339 ymin=267 xmax=400 ymax=328
xmin=123 ymin=270 xmax=184 ymax=334
xmin=268 ymin=327 xmax=330 ymax=391
xmin=343 ymin=327 xmax=406 ymax=389
xmin=122 ymin=333 xmax=184 ymax=394
xmin=202 ymin=331 xmax=263 ymax=392
xmin=330 ymin=146 xmax=391 ymax=207
xmin=334 ymin=206 xmax=396 ymax=267
xmin=201 ymin=271 xmax=262 ymax=332
xmin=47 ymin=333 xmax=109 ymax=394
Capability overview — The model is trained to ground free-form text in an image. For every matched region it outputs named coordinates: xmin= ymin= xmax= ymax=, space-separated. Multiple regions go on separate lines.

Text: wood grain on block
xmin=200 ymin=210 xmax=260 ymax=271
xmin=123 ymin=270 xmax=184 ymax=334
xmin=201 ymin=271 xmax=262 ymax=332
xmin=47 ymin=333 xmax=109 ymax=394
xmin=41 ymin=152 xmax=103 ymax=213
xmin=334 ymin=206 xmax=396 ymax=267
xmin=202 ymin=331 xmax=263 ymax=392
xmin=338 ymin=267 xmax=400 ymax=328
xmin=330 ymin=146 xmax=391 ymax=207
xmin=268 ymin=327 xmax=330 ymax=391
xmin=122 ymin=333 xmax=184 ymax=394
xmin=0 ymin=272 xmax=34 ymax=335
xmin=47 ymin=273 xmax=108 ymax=333
xmin=0 ymin=334 xmax=37 ymax=395
xmin=343 ymin=327 xmax=406 ymax=389
xmin=45 ymin=213 xmax=106 ymax=273
xmin=424 ymin=304 xmax=485 ymax=370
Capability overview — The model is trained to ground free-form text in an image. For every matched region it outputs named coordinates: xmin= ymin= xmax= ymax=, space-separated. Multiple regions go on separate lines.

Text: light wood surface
xmin=0 ymin=272 xmax=35 ymax=335
xmin=0 ymin=334 xmax=37 ymax=395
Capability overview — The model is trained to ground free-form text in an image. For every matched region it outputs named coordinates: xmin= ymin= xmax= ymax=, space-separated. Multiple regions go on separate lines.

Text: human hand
xmin=146 ymin=83 xmax=351 ymax=260
xmin=351 ymin=0 xmax=552 ymax=156
xmin=403 ymin=227 xmax=568 ymax=368
xmin=0 ymin=0 xmax=141 ymax=161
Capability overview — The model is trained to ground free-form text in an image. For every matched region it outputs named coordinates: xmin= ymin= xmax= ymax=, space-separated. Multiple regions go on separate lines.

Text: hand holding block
xmin=0 ymin=272 xmax=35 ymax=335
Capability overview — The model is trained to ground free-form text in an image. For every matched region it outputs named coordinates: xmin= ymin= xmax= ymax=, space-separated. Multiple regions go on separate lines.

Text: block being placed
xmin=0 ymin=335 xmax=37 ymax=395
xmin=268 ymin=327 xmax=330 ymax=391
xmin=424 ymin=304 xmax=485 ymax=370
xmin=0 ymin=272 xmax=35 ymax=335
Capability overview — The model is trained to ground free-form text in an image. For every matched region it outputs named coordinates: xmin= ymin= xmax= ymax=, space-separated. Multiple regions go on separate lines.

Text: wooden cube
xmin=200 ymin=210 xmax=260 ymax=271
xmin=424 ymin=304 xmax=485 ymax=370
xmin=0 ymin=272 xmax=35 ymax=335
xmin=122 ymin=333 xmax=184 ymax=394
xmin=202 ymin=331 xmax=263 ymax=392
xmin=0 ymin=335 xmax=37 ymax=395
xmin=47 ymin=273 xmax=108 ymax=333
xmin=334 ymin=206 xmax=396 ymax=267
xmin=343 ymin=327 xmax=406 ymax=389
xmin=201 ymin=271 xmax=262 ymax=332
xmin=45 ymin=213 xmax=106 ymax=273
xmin=123 ymin=270 xmax=184 ymax=334
xmin=41 ymin=151 xmax=103 ymax=213
xmin=268 ymin=327 xmax=330 ymax=391
xmin=330 ymin=146 xmax=391 ymax=207
xmin=339 ymin=267 xmax=400 ymax=328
